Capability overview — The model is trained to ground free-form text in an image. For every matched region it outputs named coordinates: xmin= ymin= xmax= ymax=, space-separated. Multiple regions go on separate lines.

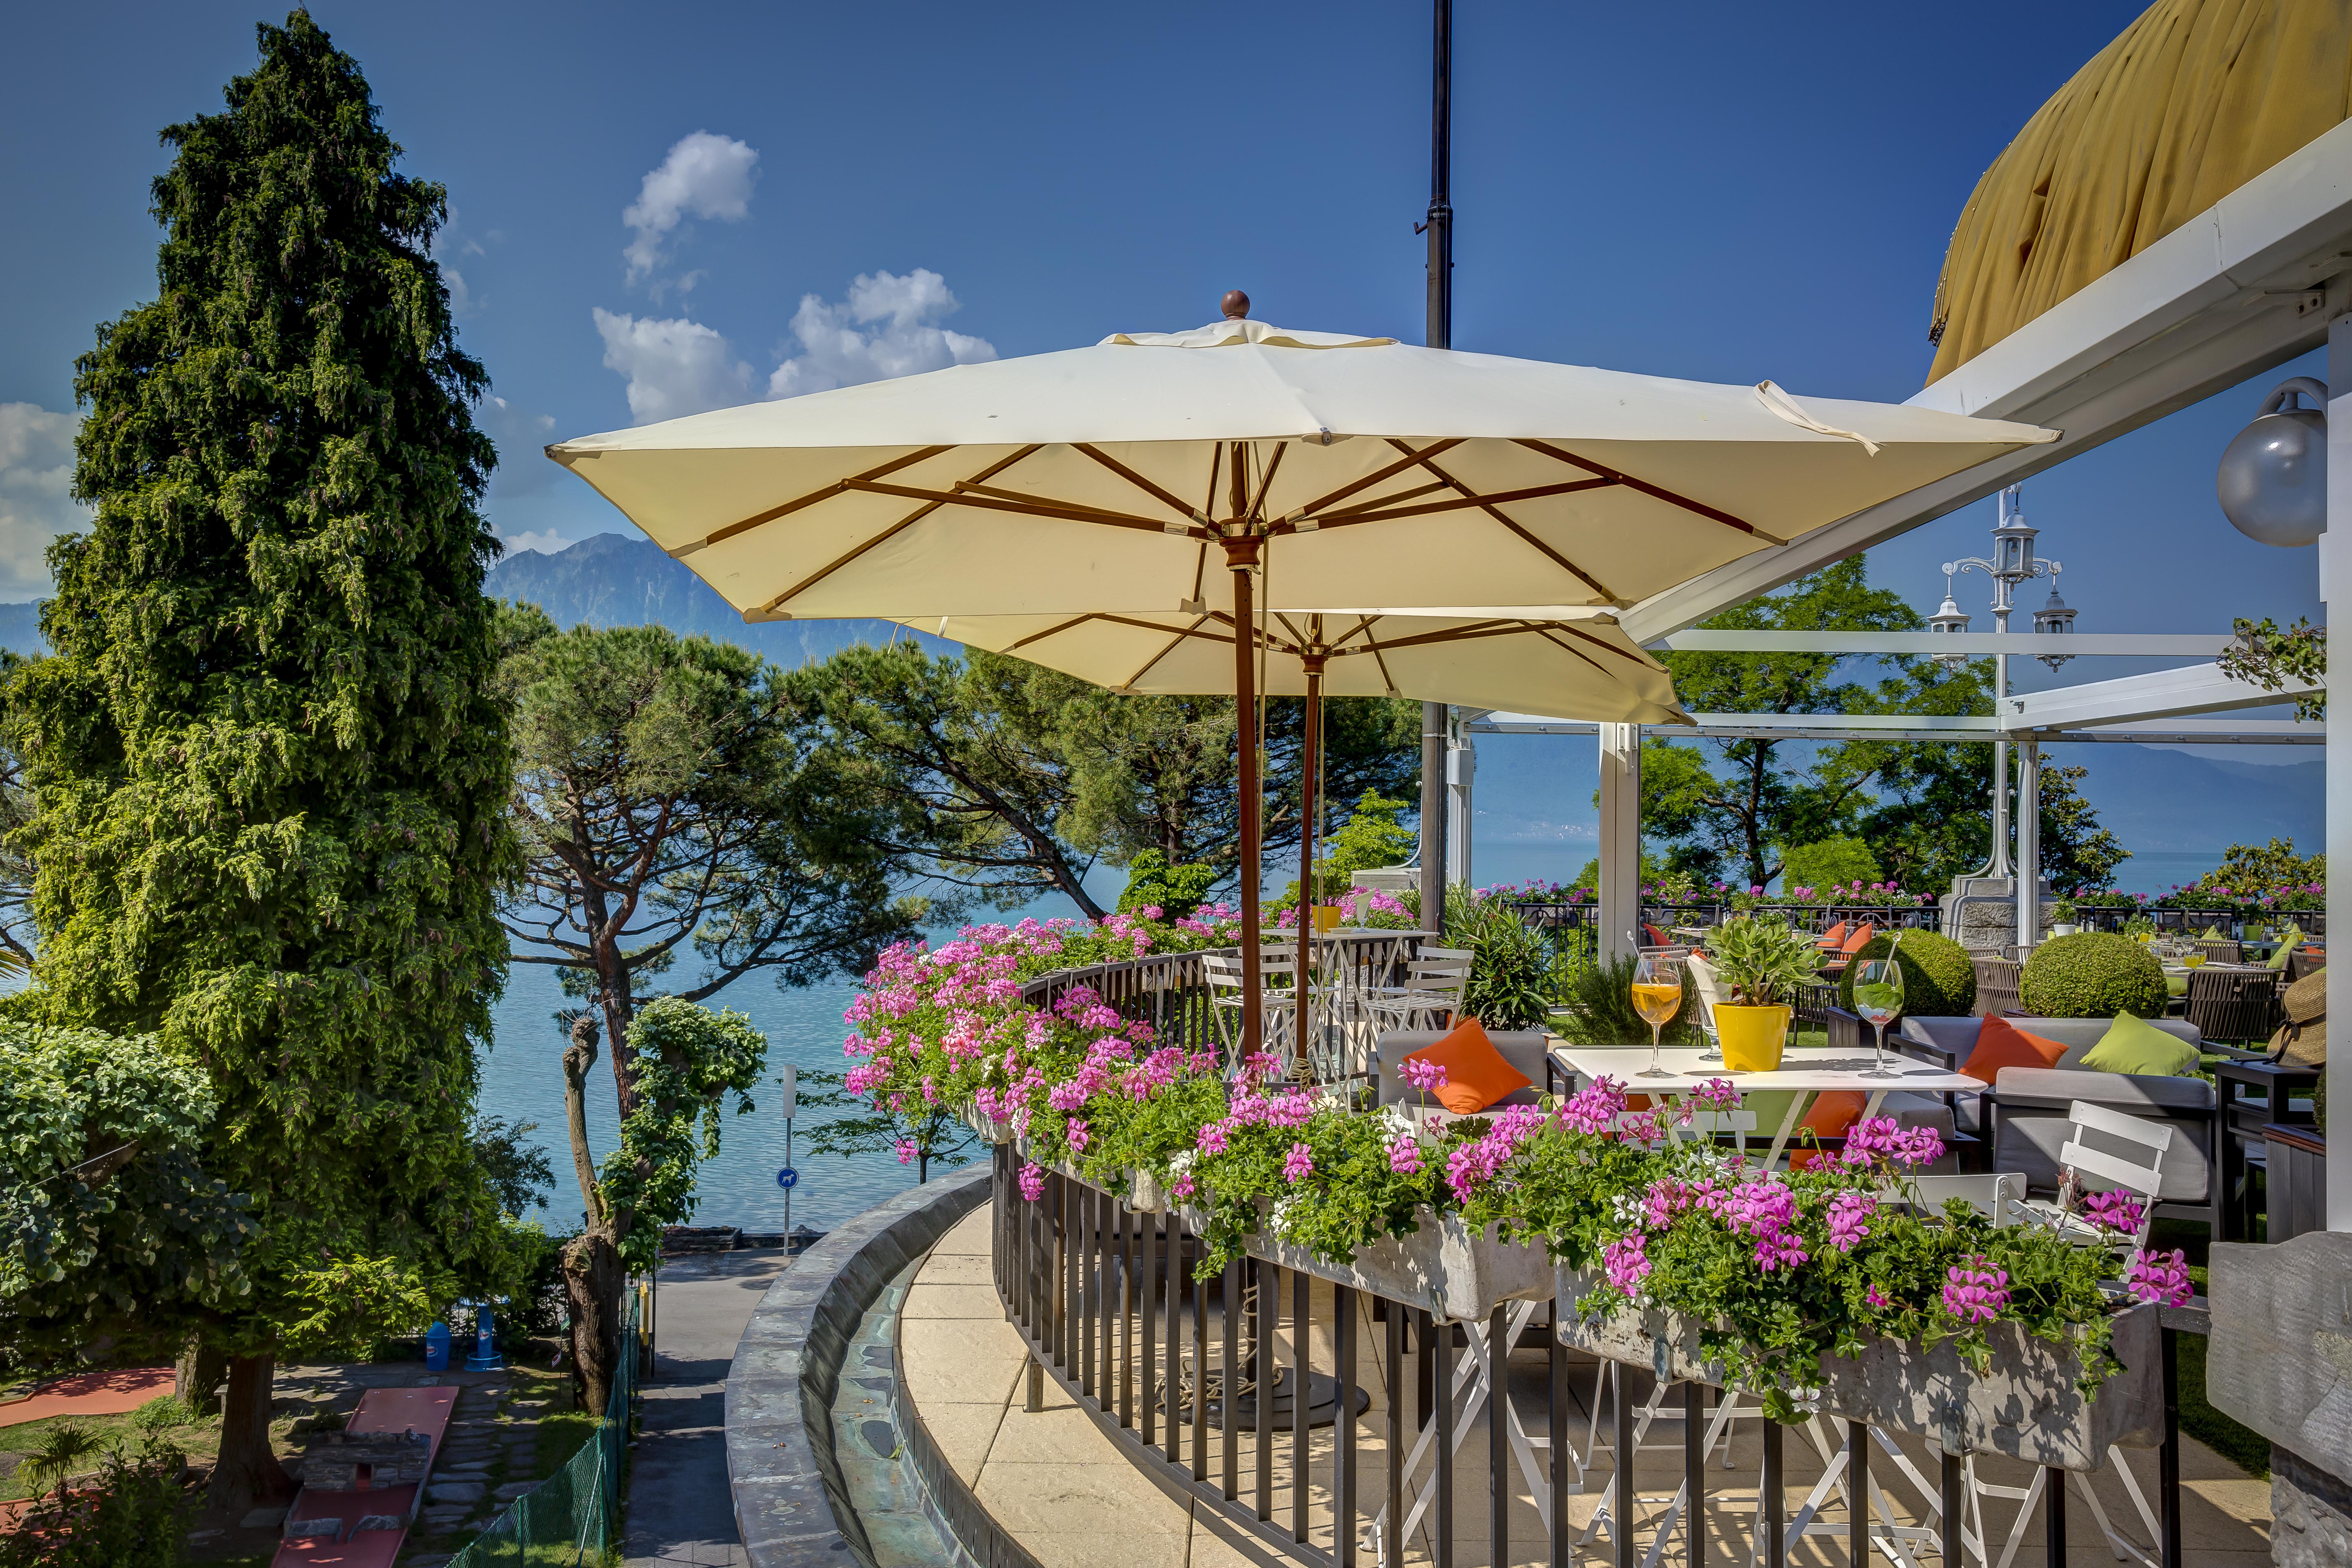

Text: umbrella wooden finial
xmin=1221 ymin=290 xmax=1251 ymax=319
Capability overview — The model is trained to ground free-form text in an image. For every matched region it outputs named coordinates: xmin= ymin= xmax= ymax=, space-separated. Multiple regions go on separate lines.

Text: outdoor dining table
xmin=1548 ymin=1041 xmax=1986 ymax=1168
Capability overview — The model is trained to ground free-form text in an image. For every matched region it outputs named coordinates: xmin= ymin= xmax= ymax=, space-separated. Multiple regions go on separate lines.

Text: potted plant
xmin=1703 ymin=914 xmax=1823 ymax=1070
xmin=2049 ymin=896 xmax=2079 ymax=937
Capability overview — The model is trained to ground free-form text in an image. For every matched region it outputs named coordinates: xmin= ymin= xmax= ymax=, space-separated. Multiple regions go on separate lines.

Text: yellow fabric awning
xmin=1927 ymin=0 xmax=2352 ymax=386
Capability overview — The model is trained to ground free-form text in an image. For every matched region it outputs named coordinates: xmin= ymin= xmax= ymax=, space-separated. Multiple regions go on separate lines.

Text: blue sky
xmin=0 ymin=0 xmax=2325 ymax=705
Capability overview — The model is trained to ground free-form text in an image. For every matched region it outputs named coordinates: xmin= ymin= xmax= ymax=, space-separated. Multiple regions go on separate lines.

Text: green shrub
xmin=1551 ymin=953 xmax=1700 ymax=1047
xmin=1780 ymin=837 xmax=1881 ymax=894
xmin=2019 ymin=932 xmax=2167 ymax=1019
xmin=1443 ymin=890 xmax=1555 ymax=1031
xmin=1837 ymin=932 xmax=1977 ymax=1018
xmin=0 ymin=1437 xmax=184 ymax=1568
xmin=1117 ymin=850 xmax=1218 ymax=921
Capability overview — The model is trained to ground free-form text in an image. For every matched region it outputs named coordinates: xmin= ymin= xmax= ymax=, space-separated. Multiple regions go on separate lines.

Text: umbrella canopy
xmin=545 ymin=311 xmax=2059 ymax=622
xmin=904 ymin=605 xmax=1690 ymax=725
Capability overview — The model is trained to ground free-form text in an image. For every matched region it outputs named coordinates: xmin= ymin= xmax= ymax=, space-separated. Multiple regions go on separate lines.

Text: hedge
xmin=1836 ymin=930 xmax=1977 ymax=1019
xmin=2019 ymin=932 xmax=2168 ymax=1019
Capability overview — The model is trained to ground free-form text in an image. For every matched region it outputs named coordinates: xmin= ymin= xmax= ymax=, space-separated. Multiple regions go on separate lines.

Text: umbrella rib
xmin=1246 ymin=441 xmax=1287 ymax=526
xmin=848 ymin=479 xmax=1179 ymax=534
xmin=757 ymin=446 xmax=1040 ymax=613
xmin=1202 ymin=444 xmax=1224 ymax=522
xmin=1385 ymin=440 xmax=1622 ymax=602
xmin=692 ymin=445 xmax=956 ymax=554
xmin=1538 ymin=620 xmax=1662 ymax=664
xmin=1316 ymin=480 xmax=1452 ymax=517
xmin=1120 ymin=616 xmax=1210 ymax=690
xmin=1199 ymin=611 xmax=1303 ymax=657
xmin=1006 ymin=613 xmax=1105 ymax=652
xmin=1510 ymin=438 xmax=1786 ymax=543
xmin=1276 ymin=439 xmax=1466 ymax=521
xmin=1526 ymin=623 xmax=1618 ymax=678
xmin=1072 ymin=443 xmax=1215 ymax=527
xmin=1298 ymin=478 xmax=1615 ymax=527
xmin=954 ymin=479 xmax=1206 ymax=535
xmin=1356 ymin=626 xmax=1402 ymax=698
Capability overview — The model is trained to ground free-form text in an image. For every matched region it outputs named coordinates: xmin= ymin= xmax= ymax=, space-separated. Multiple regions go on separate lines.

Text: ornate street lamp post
xmin=1942 ymin=484 xmax=2066 ymax=881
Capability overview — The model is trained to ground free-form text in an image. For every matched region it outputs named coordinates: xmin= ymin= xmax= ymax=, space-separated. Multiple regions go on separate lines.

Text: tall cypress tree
xmin=12 ymin=12 xmax=514 ymax=1506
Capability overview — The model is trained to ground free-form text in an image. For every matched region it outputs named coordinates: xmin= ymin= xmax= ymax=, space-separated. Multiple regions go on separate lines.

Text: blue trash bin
xmin=425 ymin=1320 xmax=451 ymax=1371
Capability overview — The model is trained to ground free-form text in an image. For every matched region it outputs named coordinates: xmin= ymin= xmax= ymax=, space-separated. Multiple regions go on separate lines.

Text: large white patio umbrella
xmin=547 ymin=295 xmax=2059 ymax=1061
xmin=903 ymin=604 xmax=1693 ymax=1051
xmin=545 ymin=301 xmax=2058 ymax=624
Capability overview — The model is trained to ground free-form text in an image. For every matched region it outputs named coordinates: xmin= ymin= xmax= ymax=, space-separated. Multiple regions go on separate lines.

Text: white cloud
xmin=432 ymin=206 xmax=492 ymax=317
xmin=766 ymin=269 xmax=996 ymax=398
xmin=479 ymin=394 xmax=560 ymax=496
xmin=0 ymin=403 xmax=87 ymax=598
xmin=623 ymin=131 xmax=759 ymax=286
xmin=592 ymin=308 xmax=755 ymax=424
xmin=499 ymin=528 xmax=574 ymax=556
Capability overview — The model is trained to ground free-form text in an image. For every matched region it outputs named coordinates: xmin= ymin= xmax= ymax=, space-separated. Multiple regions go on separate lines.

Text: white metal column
xmin=2014 ymin=740 xmax=2041 ymax=950
xmin=2328 ymin=315 xmax=2350 ymax=1231
xmin=1445 ymin=722 xmax=1475 ymax=890
xmin=1597 ymin=723 xmax=1641 ymax=966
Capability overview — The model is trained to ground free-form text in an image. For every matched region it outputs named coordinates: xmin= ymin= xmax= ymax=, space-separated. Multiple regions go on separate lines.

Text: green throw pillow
xmin=2165 ymin=975 xmax=2189 ymax=999
xmin=2079 ymin=1012 xmax=2200 ymax=1077
xmin=2201 ymin=924 xmax=2227 ymax=940
xmin=2269 ymin=943 xmax=2297 ymax=970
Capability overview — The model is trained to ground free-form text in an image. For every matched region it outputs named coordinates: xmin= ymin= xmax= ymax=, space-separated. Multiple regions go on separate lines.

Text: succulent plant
xmin=1705 ymin=915 xmax=1824 ymax=1007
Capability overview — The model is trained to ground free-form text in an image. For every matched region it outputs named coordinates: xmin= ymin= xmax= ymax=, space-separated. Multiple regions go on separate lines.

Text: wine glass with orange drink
xmin=1630 ymin=953 xmax=1683 ymax=1079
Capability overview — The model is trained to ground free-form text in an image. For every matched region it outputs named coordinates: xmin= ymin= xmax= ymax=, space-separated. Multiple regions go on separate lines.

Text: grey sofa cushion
xmin=1992 ymin=1098 xmax=2213 ymax=1204
xmin=1377 ymin=1030 xmax=1549 ymax=1109
xmin=1989 ymin=1066 xmax=2215 ymax=1114
xmin=1898 ymin=1015 xmax=2203 ymax=1071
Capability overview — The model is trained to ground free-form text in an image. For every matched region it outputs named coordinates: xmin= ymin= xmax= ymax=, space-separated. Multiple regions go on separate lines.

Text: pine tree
xmin=10 ymin=11 xmax=515 ymax=1506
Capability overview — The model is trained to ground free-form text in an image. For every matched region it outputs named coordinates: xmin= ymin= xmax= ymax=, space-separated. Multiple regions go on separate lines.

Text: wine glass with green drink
xmin=1850 ymin=954 xmax=1905 ymax=1081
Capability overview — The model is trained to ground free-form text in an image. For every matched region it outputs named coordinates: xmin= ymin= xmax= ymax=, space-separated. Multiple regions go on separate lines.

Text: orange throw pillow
xmin=1840 ymin=923 xmax=1877 ymax=954
xmin=1403 ymin=1018 xmax=1532 ymax=1116
xmin=1960 ymin=1015 xmax=2068 ymax=1085
xmin=1786 ymin=1090 xmax=1868 ymax=1171
xmin=1817 ymin=921 xmax=1848 ymax=950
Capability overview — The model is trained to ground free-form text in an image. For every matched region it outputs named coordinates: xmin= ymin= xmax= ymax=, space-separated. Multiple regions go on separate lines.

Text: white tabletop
xmin=1548 ymin=1042 xmax=1983 ymax=1097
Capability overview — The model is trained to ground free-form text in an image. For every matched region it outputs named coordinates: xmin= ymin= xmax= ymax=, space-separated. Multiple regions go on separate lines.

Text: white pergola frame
xmin=1450 ymin=120 xmax=2352 ymax=1227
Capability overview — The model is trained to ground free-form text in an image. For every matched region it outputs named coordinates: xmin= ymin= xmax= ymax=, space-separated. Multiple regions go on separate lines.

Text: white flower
xmin=1269 ymin=1194 xmax=1302 ymax=1238
xmin=1168 ymin=1150 xmax=1197 ymax=1176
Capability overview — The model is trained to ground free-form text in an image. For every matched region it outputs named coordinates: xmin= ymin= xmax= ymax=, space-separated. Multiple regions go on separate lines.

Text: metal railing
xmin=2070 ymin=905 xmax=2326 ymax=939
xmin=1023 ymin=930 xmax=1430 ymax=1081
xmin=986 ymin=1153 xmax=2204 ymax=1568
xmin=444 ymin=1290 xmax=640 ymax=1566
xmin=1501 ymin=899 xmax=1940 ymax=937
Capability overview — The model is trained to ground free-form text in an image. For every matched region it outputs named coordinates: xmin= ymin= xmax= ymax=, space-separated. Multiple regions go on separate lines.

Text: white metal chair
xmin=1363 ymin=954 xmax=1471 ymax=1033
xmin=1201 ymin=947 xmax=1302 ymax=1070
xmin=1924 ymin=1105 xmax=2170 ymax=1568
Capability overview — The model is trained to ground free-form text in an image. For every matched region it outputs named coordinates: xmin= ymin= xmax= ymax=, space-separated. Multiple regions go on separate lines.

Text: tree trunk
xmin=562 ymin=1227 xmax=627 ymax=1416
xmin=209 ymin=1353 xmax=292 ymax=1510
xmin=174 ymin=1335 xmax=228 ymax=1414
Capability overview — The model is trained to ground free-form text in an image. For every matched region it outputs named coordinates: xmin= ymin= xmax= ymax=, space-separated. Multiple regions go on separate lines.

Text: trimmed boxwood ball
xmin=1836 ymin=931 xmax=1977 ymax=1018
xmin=2019 ymin=932 xmax=2168 ymax=1019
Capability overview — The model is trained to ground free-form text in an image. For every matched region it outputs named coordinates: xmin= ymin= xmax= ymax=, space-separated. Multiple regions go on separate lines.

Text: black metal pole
xmin=1416 ymin=0 xmax=1453 ymax=931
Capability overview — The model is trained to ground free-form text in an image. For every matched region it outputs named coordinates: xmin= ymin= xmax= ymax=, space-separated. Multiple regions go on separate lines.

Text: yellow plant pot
xmin=1715 ymin=1005 xmax=1790 ymax=1072
xmin=1313 ymin=905 xmax=1344 ymax=933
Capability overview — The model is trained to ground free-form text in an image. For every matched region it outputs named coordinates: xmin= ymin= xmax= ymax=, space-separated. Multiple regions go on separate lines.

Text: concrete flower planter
xmin=959 ymin=1105 xmax=1014 ymax=1144
xmin=1127 ymin=1166 xmax=1168 ymax=1213
xmin=1187 ymin=1203 xmax=1551 ymax=1324
xmin=1556 ymin=1266 xmax=2162 ymax=1470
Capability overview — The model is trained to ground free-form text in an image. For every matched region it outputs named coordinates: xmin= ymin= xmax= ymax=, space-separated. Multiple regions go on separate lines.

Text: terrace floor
xmin=903 ymin=1203 xmax=2272 ymax=1567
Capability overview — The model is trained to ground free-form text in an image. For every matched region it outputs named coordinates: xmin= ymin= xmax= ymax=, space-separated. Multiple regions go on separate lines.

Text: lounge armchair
xmin=1894 ymin=1015 xmax=2221 ymax=1233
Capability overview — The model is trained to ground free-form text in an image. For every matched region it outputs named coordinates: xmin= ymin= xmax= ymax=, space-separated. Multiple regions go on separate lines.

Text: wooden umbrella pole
xmin=1295 ymin=652 xmax=1324 ymax=1080
xmin=1228 ymin=533 xmax=1264 ymax=1067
